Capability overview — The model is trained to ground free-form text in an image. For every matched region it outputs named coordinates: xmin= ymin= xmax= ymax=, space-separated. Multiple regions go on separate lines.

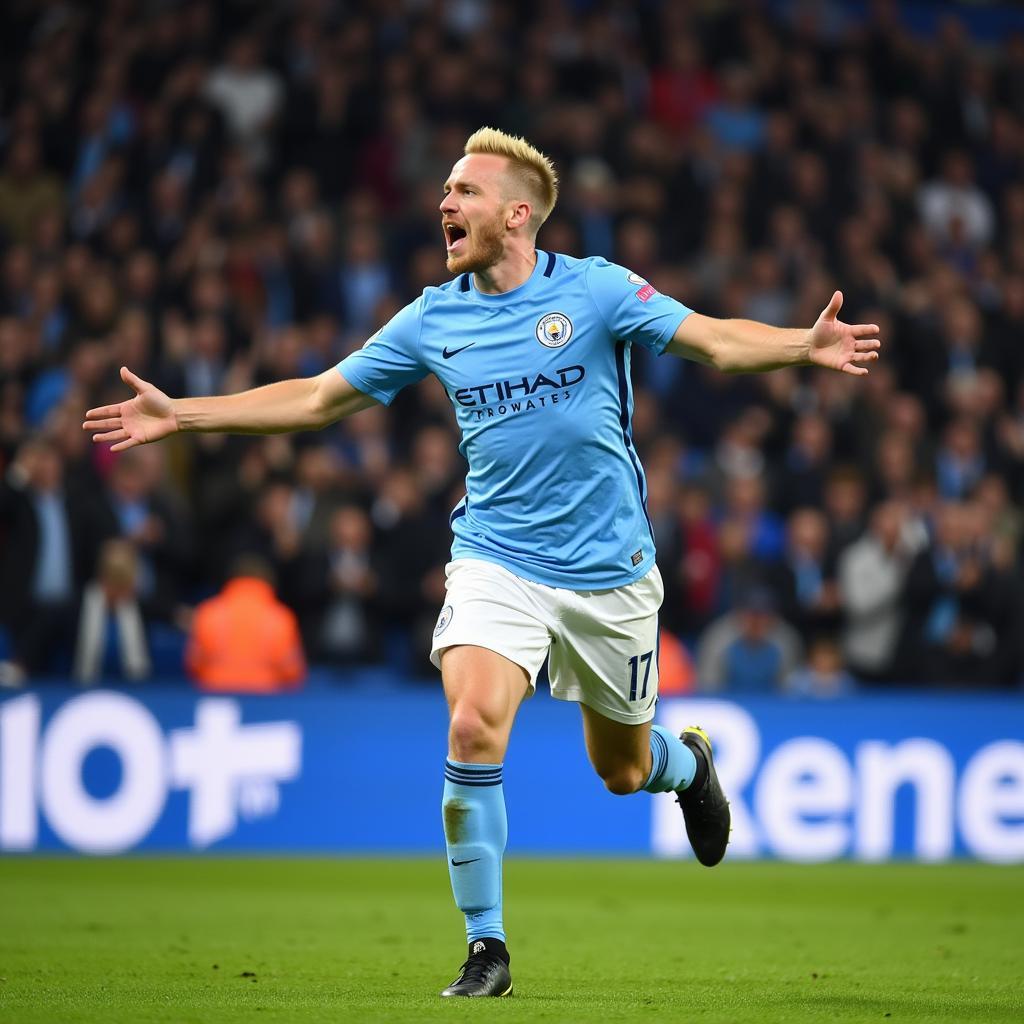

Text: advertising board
xmin=1 ymin=688 xmax=1021 ymax=861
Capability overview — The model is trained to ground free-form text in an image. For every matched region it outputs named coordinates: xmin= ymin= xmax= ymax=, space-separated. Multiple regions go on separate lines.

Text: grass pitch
xmin=0 ymin=859 xmax=1020 ymax=1023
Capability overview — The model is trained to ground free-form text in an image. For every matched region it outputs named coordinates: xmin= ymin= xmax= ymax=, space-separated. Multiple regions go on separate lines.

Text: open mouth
xmin=444 ymin=222 xmax=467 ymax=252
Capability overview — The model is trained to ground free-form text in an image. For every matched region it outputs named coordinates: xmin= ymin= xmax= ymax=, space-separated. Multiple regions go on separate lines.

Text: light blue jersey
xmin=336 ymin=251 xmax=692 ymax=589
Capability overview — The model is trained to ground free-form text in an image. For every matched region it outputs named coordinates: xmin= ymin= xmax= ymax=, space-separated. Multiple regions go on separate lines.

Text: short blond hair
xmin=464 ymin=126 xmax=559 ymax=234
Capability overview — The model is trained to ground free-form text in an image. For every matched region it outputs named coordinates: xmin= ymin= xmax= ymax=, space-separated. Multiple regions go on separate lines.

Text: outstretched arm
xmin=665 ymin=291 xmax=880 ymax=375
xmin=83 ymin=366 xmax=377 ymax=452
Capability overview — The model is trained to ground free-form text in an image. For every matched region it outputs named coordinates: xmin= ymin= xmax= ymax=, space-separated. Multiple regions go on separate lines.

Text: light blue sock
xmin=442 ymin=760 xmax=507 ymax=943
xmin=643 ymin=724 xmax=698 ymax=793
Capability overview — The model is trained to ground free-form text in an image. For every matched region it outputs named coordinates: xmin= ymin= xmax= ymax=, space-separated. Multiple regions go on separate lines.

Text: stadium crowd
xmin=1 ymin=0 xmax=1024 ymax=692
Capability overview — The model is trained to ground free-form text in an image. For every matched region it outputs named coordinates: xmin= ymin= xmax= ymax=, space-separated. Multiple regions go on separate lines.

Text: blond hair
xmin=464 ymin=126 xmax=559 ymax=234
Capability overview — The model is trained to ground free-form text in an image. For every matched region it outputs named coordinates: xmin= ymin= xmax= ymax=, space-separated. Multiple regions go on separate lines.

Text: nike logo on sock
xmin=451 ymin=857 xmax=480 ymax=866
xmin=442 ymin=343 xmax=475 ymax=358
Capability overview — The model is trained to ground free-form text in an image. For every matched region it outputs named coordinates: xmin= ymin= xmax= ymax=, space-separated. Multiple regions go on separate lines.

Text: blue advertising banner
xmin=1 ymin=686 xmax=1022 ymax=861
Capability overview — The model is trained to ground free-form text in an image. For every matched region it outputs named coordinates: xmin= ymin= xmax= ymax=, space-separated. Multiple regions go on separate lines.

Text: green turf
xmin=0 ymin=859 xmax=1021 ymax=1023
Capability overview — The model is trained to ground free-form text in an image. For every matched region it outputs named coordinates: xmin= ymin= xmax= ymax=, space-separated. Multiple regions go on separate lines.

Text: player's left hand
xmin=806 ymin=291 xmax=881 ymax=376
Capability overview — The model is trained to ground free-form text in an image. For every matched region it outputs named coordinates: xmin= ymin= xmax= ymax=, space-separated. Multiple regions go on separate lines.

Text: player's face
xmin=440 ymin=154 xmax=511 ymax=275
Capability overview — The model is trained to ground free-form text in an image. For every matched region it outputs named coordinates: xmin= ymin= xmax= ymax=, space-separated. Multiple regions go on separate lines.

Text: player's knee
xmin=448 ymin=708 xmax=501 ymax=762
xmin=599 ymin=763 xmax=646 ymax=796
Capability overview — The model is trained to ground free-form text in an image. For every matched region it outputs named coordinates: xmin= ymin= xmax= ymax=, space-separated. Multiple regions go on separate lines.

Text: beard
xmin=445 ymin=213 xmax=506 ymax=275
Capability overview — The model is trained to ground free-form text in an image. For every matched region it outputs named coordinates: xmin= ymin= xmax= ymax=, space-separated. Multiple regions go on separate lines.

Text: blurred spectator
xmin=340 ymin=224 xmax=393 ymax=335
xmin=696 ymin=586 xmax=803 ymax=694
xmin=822 ymin=465 xmax=868 ymax=572
xmin=838 ymin=501 xmax=917 ymax=683
xmin=291 ymin=443 xmax=345 ymax=550
xmin=228 ymin=474 xmax=325 ymax=631
xmin=162 ymin=315 xmax=230 ymax=398
xmin=186 ymin=554 xmax=305 ymax=692
xmin=317 ymin=504 xmax=378 ymax=663
xmin=900 ymin=501 xmax=1017 ymax=686
xmin=918 ymin=151 xmax=994 ymax=250
xmin=673 ymin=483 xmax=720 ymax=634
xmin=73 ymin=538 xmax=151 ymax=684
xmin=101 ymin=447 xmax=191 ymax=621
xmin=0 ymin=134 xmax=63 ymax=244
xmin=935 ymin=418 xmax=986 ymax=500
xmin=0 ymin=438 xmax=110 ymax=683
xmin=371 ymin=466 xmax=451 ymax=668
xmin=718 ymin=471 xmax=785 ymax=565
xmin=703 ymin=65 xmax=765 ymax=153
xmin=769 ymin=507 xmax=841 ymax=642
xmin=786 ymin=637 xmax=857 ymax=699
xmin=570 ymin=158 xmax=616 ymax=257
xmin=777 ymin=413 xmax=833 ymax=513
xmin=203 ymin=35 xmax=283 ymax=171
xmin=648 ymin=36 xmax=716 ymax=135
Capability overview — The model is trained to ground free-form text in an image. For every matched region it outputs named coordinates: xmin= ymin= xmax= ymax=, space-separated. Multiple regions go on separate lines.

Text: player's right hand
xmin=82 ymin=366 xmax=178 ymax=452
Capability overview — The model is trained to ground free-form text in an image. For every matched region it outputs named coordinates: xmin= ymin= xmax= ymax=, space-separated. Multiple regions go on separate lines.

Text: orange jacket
xmin=186 ymin=577 xmax=306 ymax=692
xmin=657 ymin=628 xmax=696 ymax=695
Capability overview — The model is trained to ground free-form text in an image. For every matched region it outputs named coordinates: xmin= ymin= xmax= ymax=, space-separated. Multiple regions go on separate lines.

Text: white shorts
xmin=429 ymin=558 xmax=664 ymax=725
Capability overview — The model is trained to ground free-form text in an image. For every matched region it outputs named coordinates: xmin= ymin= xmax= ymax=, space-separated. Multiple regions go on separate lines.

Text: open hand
xmin=807 ymin=291 xmax=881 ymax=376
xmin=83 ymin=366 xmax=178 ymax=452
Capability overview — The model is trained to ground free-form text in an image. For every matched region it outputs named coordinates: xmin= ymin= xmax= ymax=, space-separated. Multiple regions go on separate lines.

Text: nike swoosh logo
xmin=442 ymin=343 xmax=475 ymax=359
xmin=451 ymin=857 xmax=480 ymax=866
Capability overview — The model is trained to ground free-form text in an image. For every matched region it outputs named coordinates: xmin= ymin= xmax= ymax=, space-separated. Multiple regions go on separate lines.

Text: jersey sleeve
xmin=584 ymin=257 xmax=693 ymax=354
xmin=335 ymin=296 xmax=429 ymax=405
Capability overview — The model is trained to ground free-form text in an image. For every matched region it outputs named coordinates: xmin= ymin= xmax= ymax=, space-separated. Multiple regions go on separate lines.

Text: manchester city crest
xmin=434 ymin=604 xmax=454 ymax=636
xmin=535 ymin=312 xmax=573 ymax=348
